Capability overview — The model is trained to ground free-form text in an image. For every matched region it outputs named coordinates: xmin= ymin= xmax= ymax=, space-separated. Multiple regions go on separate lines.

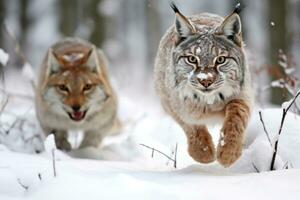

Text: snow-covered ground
xmin=1 ymin=70 xmax=300 ymax=199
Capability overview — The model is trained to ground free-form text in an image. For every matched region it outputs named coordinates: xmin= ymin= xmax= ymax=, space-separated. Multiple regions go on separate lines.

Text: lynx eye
xmin=57 ymin=84 xmax=69 ymax=92
xmin=186 ymin=55 xmax=198 ymax=65
xmin=216 ymin=56 xmax=226 ymax=65
xmin=83 ymin=84 xmax=93 ymax=91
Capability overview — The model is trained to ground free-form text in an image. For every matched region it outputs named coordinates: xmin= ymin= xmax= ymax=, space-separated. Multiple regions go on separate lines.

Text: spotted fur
xmin=154 ymin=4 xmax=253 ymax=167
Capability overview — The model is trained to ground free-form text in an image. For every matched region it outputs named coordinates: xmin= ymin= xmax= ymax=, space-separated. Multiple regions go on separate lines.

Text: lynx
xmin=35 ymin=38 xmax=119 ymax=150
xmin=154 ymin=4 xmax=253 ymax=167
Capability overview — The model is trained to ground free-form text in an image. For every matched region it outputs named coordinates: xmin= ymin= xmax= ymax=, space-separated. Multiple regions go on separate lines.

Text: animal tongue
xmin=72 ymin=111 xmax=85 ymax=121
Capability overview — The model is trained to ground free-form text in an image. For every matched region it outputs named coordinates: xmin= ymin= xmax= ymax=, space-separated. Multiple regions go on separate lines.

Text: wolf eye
xmin=83 ymin=84 xmax=93 ymax=91
xmin=57 ymin=84 xmax=69 ymax=92
xmin=186 ymin=55 xmax=198 ymax=65
xmin=216 ymin=56 xmax=226 ymax=65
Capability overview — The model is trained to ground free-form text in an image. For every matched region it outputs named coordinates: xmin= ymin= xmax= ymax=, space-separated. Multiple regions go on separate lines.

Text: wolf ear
xmin=218 ymin=12 xmax=242 ymax=46
xmin=86 ymin=46 xmax=101 ymax=74
xmin=46 ymin=49 xmax=60 ymax=76
xmin=171 ymin=2 xmax=196 ymax=41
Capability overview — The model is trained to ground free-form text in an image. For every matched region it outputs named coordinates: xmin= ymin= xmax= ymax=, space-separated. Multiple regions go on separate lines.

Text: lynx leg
xmin=217 ymin=99 xmax=250 ymax=167
xmin=186 ymin=125 xmax=216 ymax=163
xmin=42 ymin=126 xmax=71 ymax=151
xmin=79 ymin=130 xmax=103 ymax=148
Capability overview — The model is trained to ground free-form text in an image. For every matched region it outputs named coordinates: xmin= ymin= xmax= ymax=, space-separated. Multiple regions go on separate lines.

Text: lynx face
xmin=173 ymin=34 xmax=244 ymax=94
xmin=43 ymin=47 xmax=109 ymax=122
xmin=171 ymin=4 xmax=245 ymax=101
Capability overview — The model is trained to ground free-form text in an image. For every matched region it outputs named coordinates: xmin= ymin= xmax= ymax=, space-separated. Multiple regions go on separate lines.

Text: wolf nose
xmin=198 ymin=78 xmax=214 ymax=88
xmin=72 ymin=105 xmax=81 ymax=112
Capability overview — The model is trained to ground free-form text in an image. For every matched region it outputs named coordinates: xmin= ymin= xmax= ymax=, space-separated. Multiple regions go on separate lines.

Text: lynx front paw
xmin=187 ymin=129 xmax=216 ymax=163
xmin=217 ymin=138 xmax=242 ymax=167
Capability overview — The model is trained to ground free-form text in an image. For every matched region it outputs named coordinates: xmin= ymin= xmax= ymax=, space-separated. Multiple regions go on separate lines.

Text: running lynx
xmin=154 ymin=4 xmax=253 ymax=167
xmin=36 ymin=38 xmax=119 ymax=150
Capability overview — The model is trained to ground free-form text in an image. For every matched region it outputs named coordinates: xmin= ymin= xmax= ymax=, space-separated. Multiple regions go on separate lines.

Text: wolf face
xmin=42 ymin=46 xmax=110 ymax=123
xmin=36 ymin=38 xmax=119 ymax=150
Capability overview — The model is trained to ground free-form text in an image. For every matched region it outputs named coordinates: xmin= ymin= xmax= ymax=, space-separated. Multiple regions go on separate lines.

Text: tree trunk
xmin=19 ymin=0 xmax=31 ymax=48
xmin=268 ymin=0 xmax=288 ymax=104
xmin=59 ymin=0 xmax=78 ymax=36
xmin=87 ymin=0 xmax=106 ymax=46
xmin=0 ymin=0 xmax=5 ymax=48
xmin=145 ymin=1 xmax=161 ymax=67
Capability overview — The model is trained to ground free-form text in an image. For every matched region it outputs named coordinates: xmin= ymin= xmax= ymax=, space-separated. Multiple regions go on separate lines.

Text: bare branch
xmin=174 ymin=143 xmax=178 ymax=169
xmin=258 ymin=111 xmax=272 ymax=147
xmin=0 ymin=95 xmax=9 ymax=116
xmin=282 ymin=161 xmax=289 ymax=170
xmin=17 ymin=178 xmax=29 ymax=190
xmin=140 ymin=144 xmax=174 ymax=161
xmin=140 ymin=143 xmax=178 ymax=168
xmin=2 ymin=23 xmax=35 ymax=90
xmin=0 ymin=88 xmax=34 ymax=100
xmin=252 ymin=162 xmax=260 ymax=173
xmin=2 ymin=23 xmax=27 ymax=63
xmin=285 ymin=91 xmax=300 ymax=111
xmin=270 ymin=90 xmax=300 ymax=170
xmin=52 ymin=149 xmax=57 ymax=177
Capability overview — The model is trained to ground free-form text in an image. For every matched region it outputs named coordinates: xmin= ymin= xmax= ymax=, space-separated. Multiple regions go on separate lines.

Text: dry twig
xmin=52 ymin=148 xmax=57 ymax=177
xmin=258 ymin=111 xmax=272 ymax=147
xmin=252 ymin=162 xmax=260 ymax=173
xmin=140 ymin=143 xmax=178 ymax=168
xmin=17 ymin=178 xmax=29 ymax=190
xmin=2 ymin=23 xmax=35 ymax=89
xmin=270 ymin=90 xmax=300 ymax=170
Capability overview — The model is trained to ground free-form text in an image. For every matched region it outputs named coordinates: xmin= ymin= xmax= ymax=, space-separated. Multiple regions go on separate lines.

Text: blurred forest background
xmin=0 ymin=0 xmax=300 ymax=106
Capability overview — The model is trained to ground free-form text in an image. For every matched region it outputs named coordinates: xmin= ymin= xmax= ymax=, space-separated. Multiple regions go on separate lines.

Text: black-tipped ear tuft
xmin=170 ymin=2 xmax=180 ymax=13
xmin=233 ymin=2 xmax=245 ymax=14
xmin=170 ymin=2 xmax=196 ymax=40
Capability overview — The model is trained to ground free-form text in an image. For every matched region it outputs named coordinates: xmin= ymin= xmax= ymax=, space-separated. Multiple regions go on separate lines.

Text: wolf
xmin=35 ymin=38 xmax=119 ymax=150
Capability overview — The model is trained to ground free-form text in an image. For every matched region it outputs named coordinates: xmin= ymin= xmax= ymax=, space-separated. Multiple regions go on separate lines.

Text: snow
xmin=44 ymin=134 xmax=56 ymax=153
xmin=270 ymin=21 xmax=275 ymax=27
xmin=282 ymin=99 xmax=293 ymax=110
xmin=2 ymin=97 xmax=300 ymax=199
xmin=22 ymin=62 xmax=35 ymax=82
xmin=197 ymin=72 xmax=213 ymax=80
xmin=0 ymin=48 xmax=9 ymax=66
xmin=1 ymin=72 xmax=300 ymax=199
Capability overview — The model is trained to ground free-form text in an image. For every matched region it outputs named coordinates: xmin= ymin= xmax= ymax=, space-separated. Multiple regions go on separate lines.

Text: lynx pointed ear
xmin=171 ymin=2 xmax=196 ymax=40
xmin=86 ymin=46 xmax=101 ymax=74
xmin=218 ymin=13 xmax=242 ymax=46
xmin=46 ymin=49 xmax=60 ymax=76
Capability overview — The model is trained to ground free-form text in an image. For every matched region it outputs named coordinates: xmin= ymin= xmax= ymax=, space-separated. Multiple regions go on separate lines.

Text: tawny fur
xmin=35 ymin=38 xmax=119 ymax=150
xmin=154 ymin=6 xmax=253 ymax=167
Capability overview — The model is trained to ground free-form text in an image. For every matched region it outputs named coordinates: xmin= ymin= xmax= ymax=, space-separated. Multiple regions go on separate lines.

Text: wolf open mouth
xmin=68 ymin=110 xmax=87 ymax=121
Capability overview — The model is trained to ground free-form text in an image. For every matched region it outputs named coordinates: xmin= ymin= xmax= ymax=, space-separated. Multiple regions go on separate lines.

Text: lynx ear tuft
xmin=171 ymin=2 xmax=196 ymax=40
xmin=86 ymin=46 xmax=101 ymax=74
xmin=233 ymin=2 xmax=244 ymax=15
xmin=218 ymin=13 xmax=242 ymax=46
xmin=46 ymin=49 xmax=60 ymax=76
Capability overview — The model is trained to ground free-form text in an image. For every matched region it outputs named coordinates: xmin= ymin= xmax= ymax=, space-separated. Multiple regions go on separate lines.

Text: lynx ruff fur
xmin=36 ymin=38 xmax=118 ymax=150
xmin=154 ymin=4 xmax=253 ymax=167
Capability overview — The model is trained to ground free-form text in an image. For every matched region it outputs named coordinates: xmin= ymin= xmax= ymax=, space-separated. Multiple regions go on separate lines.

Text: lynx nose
xmin=198 ymin=78 xmax=214 ymax=88
xmin=196 ymin=70 xmax=216 ymax=88
xmin=72 ymin=105 xmax=81 ymax=112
